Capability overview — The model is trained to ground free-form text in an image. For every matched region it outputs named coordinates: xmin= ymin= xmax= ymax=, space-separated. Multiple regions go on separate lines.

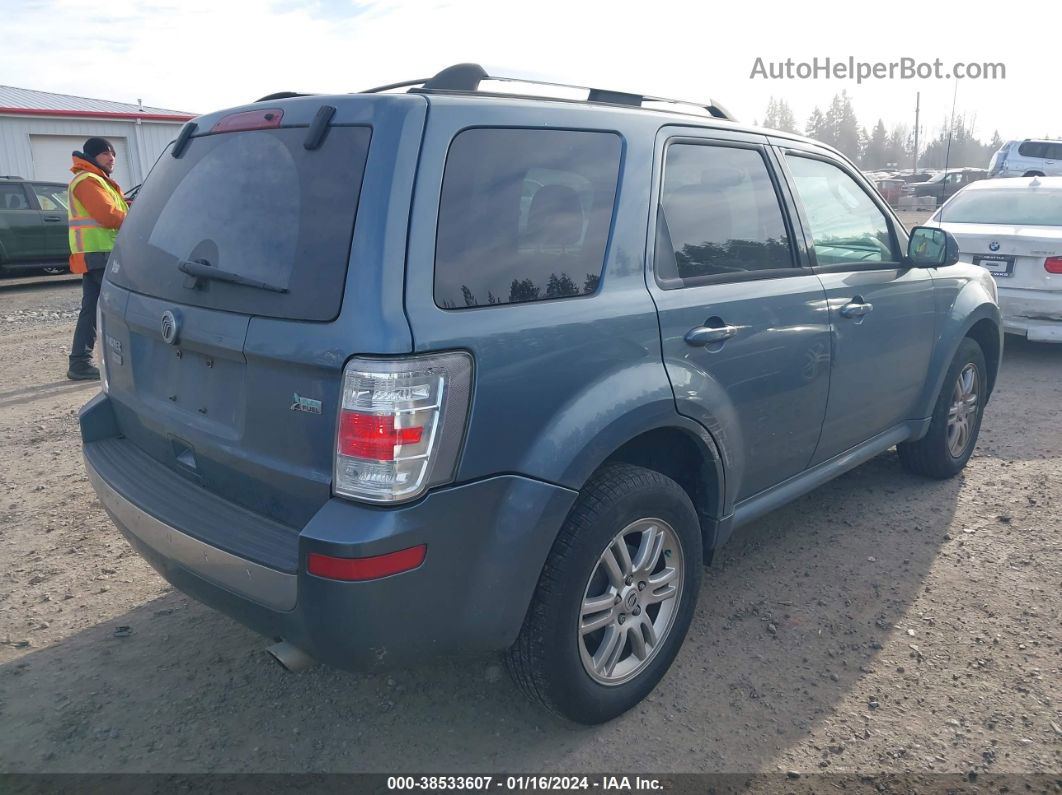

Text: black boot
xmin=67 ymin=358 xmax=100 ymax=381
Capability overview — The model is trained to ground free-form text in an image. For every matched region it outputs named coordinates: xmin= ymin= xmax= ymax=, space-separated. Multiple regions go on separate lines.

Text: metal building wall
xmin=0 ymin=114 xmax=184 ymax=185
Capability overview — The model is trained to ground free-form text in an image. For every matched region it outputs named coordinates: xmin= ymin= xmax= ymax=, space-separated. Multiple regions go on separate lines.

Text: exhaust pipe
xmin=266 ymin=641 xmax=316 ymax=672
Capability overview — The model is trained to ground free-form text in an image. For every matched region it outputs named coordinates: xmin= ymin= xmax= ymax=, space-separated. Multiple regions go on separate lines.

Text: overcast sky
xmin=4 ymin=0 xmax=1059 ymax=145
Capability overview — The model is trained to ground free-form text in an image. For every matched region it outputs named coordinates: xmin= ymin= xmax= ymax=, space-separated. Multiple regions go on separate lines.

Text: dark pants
xmin=69 ymin=255 xmax=107 ymax=363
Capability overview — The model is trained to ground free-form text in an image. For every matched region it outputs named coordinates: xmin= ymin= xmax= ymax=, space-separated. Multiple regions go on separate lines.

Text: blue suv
xmin=80 ymin=64 xmax=1002 ymax=724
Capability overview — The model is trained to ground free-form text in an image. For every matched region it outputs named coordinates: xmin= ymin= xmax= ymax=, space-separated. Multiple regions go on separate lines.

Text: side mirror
xmin=907 ymin=226 xmax=960 ymax=268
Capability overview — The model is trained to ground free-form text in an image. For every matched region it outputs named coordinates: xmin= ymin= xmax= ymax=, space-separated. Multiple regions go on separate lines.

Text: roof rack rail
xmin=255 ymin=91 xmax=310 ymax=102
xmin=360 ymin=62 xmax=736 ymax=122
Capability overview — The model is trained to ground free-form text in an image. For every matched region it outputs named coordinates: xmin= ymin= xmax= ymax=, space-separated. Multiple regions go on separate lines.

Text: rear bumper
xmin=81 ymin=394 xmax=578 ymax=669
xmin=998 ymin=287 xmax=1062 ymax=342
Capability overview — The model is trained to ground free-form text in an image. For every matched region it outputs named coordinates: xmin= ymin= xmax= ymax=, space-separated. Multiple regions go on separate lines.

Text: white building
xmin=0 ymin=85 xmax=193 ymax=188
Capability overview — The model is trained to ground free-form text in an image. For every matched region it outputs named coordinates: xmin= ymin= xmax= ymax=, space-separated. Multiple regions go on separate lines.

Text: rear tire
xmin=506 ymin=464 xmax=702 ymax=724
xmin=1023 ymin=171 xmax=1045 ymax=178
xmin=898 ymin=338 xmax=986 ymax=479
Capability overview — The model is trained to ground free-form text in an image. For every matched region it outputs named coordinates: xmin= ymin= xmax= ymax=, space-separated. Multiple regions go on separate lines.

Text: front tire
xmin=898 ymin=338 xmax=987 ymax=478
xmin=507 ymin=464 xmax=702 ymax=724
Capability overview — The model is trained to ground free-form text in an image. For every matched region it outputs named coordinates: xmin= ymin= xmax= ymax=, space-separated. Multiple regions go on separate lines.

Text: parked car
xmin=0 ymin=176 xmax=69 ymax=274
xmin=79 ymin=63 xmax=1002 ymax=724
xmin=989 ymin=139 xmax=1062 ymax=179
xmin=875 ymin=177 xmax=906 ymax=206
xmin=928 ymin=176 xmax=1062 ymax=342
xmin=902 ymin=168 xmax=988 ymax=207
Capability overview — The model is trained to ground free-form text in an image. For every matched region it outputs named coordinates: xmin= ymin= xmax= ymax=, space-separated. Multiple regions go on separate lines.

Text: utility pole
xmin=912 ymin=91 xmax=920 ymax=174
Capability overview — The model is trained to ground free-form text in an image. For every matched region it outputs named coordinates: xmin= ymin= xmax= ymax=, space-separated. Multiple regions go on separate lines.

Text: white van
xmin=988 ymin=139 xmax=1062 ymax=178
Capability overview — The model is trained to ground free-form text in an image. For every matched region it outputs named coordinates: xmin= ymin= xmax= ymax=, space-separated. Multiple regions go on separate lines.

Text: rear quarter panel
xmin=402 ymin=100 xmax=722 ymax=500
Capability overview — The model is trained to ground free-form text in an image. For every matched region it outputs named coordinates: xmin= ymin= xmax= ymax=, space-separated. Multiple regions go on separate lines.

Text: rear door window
xmin=110 ymin=126 xmax=371 ymax=321
xmin=1018 ymin=142 xmax=1048 ymax=159
xmin=655 ymin=143 xmax=794 ymax=286
xmin=434 ymin=128 xmax=621 ymax=308
xmin=0 ymin=184 xmax=31 ymax=210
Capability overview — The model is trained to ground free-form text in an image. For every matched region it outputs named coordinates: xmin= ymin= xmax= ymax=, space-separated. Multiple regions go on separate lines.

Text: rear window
xmin=941 ymin=189 xmax=1062 ymax=226
xmin=111 ymin=126 xmax=371 ymax=321
xmin=434 ymin=128 xmax=622 ymax=309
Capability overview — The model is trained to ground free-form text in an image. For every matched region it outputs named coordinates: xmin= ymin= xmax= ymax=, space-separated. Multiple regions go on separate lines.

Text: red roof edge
xmin=0 ymin=107 xmax=195 ymax=122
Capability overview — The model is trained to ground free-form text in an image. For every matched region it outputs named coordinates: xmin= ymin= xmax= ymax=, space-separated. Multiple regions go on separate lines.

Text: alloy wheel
xmin=946 ymin=363 xmax=979 ymax=458
xmin=577 ymin=518 xmax=684 ymax=686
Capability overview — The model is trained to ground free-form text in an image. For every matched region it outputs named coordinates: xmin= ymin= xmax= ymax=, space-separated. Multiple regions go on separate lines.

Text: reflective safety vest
xmin=67 ymin=172 xmax=129 ymax=258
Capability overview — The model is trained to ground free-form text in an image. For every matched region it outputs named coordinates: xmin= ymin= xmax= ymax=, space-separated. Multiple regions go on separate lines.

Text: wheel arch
xmin=588 ymin=422 xmax=729 ymax=561
xmin=917 ymin=297 xmax=998 ymax=418
xmin=965 ymin=316 xmax=1002 ymax=397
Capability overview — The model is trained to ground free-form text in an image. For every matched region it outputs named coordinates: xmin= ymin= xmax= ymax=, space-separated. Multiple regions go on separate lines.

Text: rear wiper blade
xmin=178 ymin=259 xmax=288 ymax=293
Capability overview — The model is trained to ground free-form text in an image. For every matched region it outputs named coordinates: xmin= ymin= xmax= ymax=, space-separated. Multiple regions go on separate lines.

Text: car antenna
xmin=939 ymin=79 xmax=959 ymax=223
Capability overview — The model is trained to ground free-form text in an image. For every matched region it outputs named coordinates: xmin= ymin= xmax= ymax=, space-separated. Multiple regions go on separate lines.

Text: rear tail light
xmin=333 ymin=352 xmax=473 ymax=503
xmin=1045 ymin=257 xmax=1062 ymax=274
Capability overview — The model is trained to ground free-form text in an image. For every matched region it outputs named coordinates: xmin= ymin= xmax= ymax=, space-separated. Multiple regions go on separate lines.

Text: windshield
xmin=110 ymin=125 xmax=372 ymax=321
xmin=941 ymin=189 xmax=1062 ymax=226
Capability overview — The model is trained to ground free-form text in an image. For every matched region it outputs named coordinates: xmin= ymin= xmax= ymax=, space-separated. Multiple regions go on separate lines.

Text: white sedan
xmin=927 ymin=176 xmax=1062 ymax=342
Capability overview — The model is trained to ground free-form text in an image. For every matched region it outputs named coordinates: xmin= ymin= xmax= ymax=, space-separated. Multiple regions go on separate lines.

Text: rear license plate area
xmin=974 ymin=255 xmax=1014 ymax=277
xmin=130 ymin=336 xmax=246 ymax=436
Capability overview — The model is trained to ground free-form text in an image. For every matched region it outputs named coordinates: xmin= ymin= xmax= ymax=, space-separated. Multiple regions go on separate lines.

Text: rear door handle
xmin=42 ymin=216 xmax=64 ymax=222
xmin=839 ymin=301 xmax=873 ymax=319
xmin=685 ymin=325 xmax=738 ymax=346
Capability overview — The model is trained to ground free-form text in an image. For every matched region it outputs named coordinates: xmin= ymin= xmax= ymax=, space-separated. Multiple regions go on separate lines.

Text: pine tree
xmin=762 ymin=97 xmax=798 ymax=134
xmin=824 ymin=91 xmax=861 ymax=162
xmin=762 ymin=97 xmax=779 ymax=130
xmin=775 ymin=99 xmax=798 ymax=134
xmin=806 ymin=108 xmax=827 ymax=141
xmin=546 ymin=273 xmax=578 ymax=298
xmin=858 ymin=126 xmax=870 ymax=166
xmin=886 ymin=124 xmax=910 ymax=169
xmin=864 ymin=120 xmax=889 ymax=169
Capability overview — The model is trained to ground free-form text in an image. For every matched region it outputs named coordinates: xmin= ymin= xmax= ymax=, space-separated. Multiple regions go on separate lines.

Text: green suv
xmin=0 ymin=176 xmax=70 ymax=274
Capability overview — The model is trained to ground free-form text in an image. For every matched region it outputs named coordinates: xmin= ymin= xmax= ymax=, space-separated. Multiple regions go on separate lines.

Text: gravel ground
xmin=0 ymin=274 xmax=1059 ymax=780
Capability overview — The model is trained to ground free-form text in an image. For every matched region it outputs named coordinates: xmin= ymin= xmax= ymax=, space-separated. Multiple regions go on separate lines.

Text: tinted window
xmin=31 ymin=184 xmax=67 ymax=212
xmin=434 ymin=128 xmax=621 ymax=309
xmin=0 ymin=184 xmax=30 ymax=210
xmin=1047 ymin=143 xmax=1062 ymax=160
xmin=110 ymin=126 xmax=371 ymax=322
xmin=655 ymin=144 xmax=793 ymax=285
xmin=1018 ymin=142 xmax=1048 ymax=158
xmin=937 ymin=189 xmax=1062 ymax=226
xmin=786 ymin=155 xmax=895 ymax=265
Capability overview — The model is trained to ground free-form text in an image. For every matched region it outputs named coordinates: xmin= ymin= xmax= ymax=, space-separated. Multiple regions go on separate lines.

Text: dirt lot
xmin=0 ymin=273 xmax=1059 ymax=779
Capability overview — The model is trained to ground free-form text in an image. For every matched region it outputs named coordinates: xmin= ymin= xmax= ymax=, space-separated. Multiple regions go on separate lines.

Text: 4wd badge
xmin=290 ymin=393 xmax=322 ymax=415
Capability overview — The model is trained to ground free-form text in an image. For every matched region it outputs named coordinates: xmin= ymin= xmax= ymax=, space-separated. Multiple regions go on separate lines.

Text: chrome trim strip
xmin=85 ymin=455 xmax=297 ymax=611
